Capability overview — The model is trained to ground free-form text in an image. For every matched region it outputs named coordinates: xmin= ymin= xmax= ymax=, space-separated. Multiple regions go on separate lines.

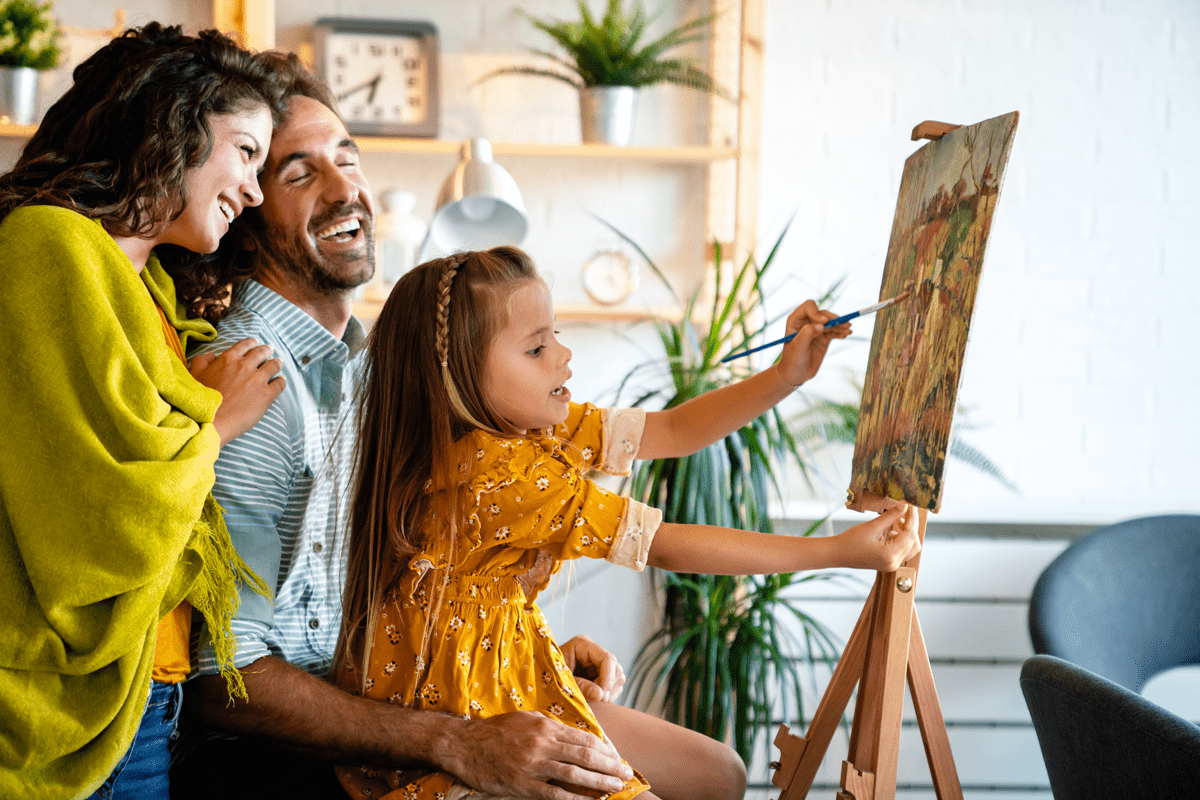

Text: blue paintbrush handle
xmin=721 ymin=291 xmax=911 ymax=363
xmin=824 ymin=309 xmax=863 ymax=328
xmin=720 ymin=332 xmax=797 ymax=363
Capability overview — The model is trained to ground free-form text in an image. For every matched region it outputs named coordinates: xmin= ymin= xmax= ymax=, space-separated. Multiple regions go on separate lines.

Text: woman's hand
xmin=189 ymin=338 xmax=286 ymax=446
xmin=834 ymin=504 xmax=922 ymax=573
xmin=775 ymin=300 xmax=852 ymax=389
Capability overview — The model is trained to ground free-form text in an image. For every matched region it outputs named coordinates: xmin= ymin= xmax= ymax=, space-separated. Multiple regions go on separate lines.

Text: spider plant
xmin=480 ymin=0 xmax=730 ymax=95
xmin=597 ymin=216 xmax=845 ymax=768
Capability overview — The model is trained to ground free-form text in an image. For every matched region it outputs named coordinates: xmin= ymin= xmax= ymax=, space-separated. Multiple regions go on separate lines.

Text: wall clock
xmin=313 ymin=18 xmax=439 ymax=138
xmin=581 ymin=250 xmax=639 ymax=305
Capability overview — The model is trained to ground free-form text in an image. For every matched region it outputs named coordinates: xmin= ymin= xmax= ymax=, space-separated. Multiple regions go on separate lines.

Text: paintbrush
xmin=719 ymin=289 xmax=913 ymax=363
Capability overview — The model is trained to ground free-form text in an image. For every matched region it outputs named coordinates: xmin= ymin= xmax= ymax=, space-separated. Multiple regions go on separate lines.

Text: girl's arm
xmin=637 ymin=300 xmax=850 ymax=460
xmin=646 ymin=505 xmax=920 ymax=575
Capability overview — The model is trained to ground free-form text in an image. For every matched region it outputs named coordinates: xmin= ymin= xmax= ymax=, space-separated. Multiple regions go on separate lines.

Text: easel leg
xmin=906 ymin=612 xmax=964 ymax=800
xmin=771 ymin=505 xmax=962 ymax=800
xmin=772 ymin=577 xmax=880 ymax=800
xmin=840 ymin=564 xmax=917 ymax=800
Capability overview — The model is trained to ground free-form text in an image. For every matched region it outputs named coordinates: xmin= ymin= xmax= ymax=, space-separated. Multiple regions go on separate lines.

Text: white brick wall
xmin=761 ymin=0 xmax=1200 ymax=526
xmin=23 ymin=0 xmax=1194 ymax=531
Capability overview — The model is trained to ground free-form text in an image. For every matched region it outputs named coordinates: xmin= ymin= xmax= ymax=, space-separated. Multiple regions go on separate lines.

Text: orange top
xmin=150 ymin=302 xmax=194 ymax=683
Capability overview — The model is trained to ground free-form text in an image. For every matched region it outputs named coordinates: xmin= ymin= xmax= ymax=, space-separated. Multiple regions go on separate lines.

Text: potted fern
xmin=481 ymin=0 xmax=730 ymax=145
xmin=596 ymin=216 xmax=848 ymax=770
xmin=0 ymin=0 xmax=61 ymax=124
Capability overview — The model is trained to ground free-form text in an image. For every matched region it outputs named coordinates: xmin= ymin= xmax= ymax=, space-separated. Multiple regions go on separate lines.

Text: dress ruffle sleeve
xmin=447 ymin=403 xmax=660 ymax=573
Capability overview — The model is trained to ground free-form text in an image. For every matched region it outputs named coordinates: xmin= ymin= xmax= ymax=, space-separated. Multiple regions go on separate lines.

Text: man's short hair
xmin=258 ymin=51 xmax=341 ymax=120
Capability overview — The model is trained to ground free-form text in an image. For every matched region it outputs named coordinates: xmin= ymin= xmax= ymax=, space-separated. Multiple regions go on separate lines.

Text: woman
xmin=0 ymin=23 xmax=288 ymax=799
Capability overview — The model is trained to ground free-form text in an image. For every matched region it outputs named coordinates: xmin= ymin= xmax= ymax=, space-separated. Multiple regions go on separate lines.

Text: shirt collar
xmin=233 ymin=279 xmax=365 ymax=368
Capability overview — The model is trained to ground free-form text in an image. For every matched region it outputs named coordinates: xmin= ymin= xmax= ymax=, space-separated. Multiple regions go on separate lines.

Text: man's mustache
xmin=309 ymin=201 xmax=373 ymax=236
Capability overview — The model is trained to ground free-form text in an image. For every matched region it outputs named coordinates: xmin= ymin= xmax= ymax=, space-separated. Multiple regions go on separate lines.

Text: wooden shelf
xmin=0 ymin=122 xmax=37 ymax=138
xmin=556 ymin=303 xmax=683 ymax=323
xmin=356 ymin=138 xmax=736 ymax=164
xmin=353 ymin=297 xmax=683 ymax=324
xmin=0 ymin=120 xmax=733 ymax=165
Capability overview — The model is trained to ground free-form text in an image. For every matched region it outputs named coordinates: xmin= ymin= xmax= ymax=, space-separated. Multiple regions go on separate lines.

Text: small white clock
xmin=581 ymin=250 xmax=639 ymax=305
xmin=313 ymin=18 xmax=439 ymax=138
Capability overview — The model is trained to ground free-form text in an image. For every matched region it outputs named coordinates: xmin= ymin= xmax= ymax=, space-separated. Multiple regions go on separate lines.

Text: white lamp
xmin=421 ymin=137 xmax=528 ymax=259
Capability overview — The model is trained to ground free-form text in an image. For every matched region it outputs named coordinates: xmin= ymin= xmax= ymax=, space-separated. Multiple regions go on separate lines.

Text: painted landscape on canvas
xmin=849 ymin=112 xmax=1018 ymax=512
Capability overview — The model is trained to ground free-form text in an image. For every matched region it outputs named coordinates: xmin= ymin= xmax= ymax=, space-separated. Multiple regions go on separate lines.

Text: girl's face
xmin=482 ymin=278 xmax=573 ymax=433
xmin=158 ymin=104 xmax=272 ymax=255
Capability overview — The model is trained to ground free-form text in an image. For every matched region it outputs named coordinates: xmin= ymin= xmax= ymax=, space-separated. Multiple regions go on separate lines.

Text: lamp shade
xmin=427 ymin=138 xmax=528 ymax=254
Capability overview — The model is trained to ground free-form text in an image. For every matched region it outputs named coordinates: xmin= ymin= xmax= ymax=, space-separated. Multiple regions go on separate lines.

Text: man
xmin=174 ymin=54 xmax=633 ymax=800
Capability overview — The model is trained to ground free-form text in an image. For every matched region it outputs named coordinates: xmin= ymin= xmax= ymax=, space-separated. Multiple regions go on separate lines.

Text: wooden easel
xmin=769 ymin=120 xmax=967 ymax=800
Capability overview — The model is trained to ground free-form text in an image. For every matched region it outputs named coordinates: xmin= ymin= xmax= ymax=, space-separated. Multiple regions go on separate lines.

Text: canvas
xmin=848 ymin=112 xmax=1019 ymax=512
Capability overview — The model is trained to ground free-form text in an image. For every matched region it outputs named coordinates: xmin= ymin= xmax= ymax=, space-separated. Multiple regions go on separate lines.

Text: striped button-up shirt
xmin=193 ymin=279 xmax=363 ymax=678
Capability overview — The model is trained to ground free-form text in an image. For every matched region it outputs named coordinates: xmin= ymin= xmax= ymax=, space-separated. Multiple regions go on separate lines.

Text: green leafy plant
xmin=596 ymin=216 xmax=845 ymax=768
xmin=0 ymin=0 xmax=62 ymax=70
xmin=481 ymin=0 xmax=730 ymax=95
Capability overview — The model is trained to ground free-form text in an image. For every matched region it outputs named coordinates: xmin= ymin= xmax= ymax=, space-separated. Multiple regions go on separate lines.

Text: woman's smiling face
xmin=158 ymin=104 xmax=272 ymax=255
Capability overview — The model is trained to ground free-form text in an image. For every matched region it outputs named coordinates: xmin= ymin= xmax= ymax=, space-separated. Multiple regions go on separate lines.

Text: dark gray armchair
xmin=1028 ymin=513 xmax=1200 ymax=692
xmin=1021 ymin=654 xmax=1200 ymax=799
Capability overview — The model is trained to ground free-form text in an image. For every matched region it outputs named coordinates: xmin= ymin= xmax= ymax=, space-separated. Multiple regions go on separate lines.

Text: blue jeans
xmin=87 ymin=680 xmax=182 ymax=800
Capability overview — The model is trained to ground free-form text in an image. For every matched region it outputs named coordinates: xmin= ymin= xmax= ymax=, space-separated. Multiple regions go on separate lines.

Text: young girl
xmin=334 ymin=247 xmax=920 ymax=800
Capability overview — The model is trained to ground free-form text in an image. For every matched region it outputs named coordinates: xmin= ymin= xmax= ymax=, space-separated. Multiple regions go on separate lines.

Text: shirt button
xmin=309 ymin=618 xmax=320 ymax=629
xmin=313 ymin=542 xmax=323 ymax=553
xmin=301 ymin=355 xmax=311 ymax=364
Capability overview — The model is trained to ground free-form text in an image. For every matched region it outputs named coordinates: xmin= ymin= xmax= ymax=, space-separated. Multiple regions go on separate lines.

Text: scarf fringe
xmin=185 ymin=494 xmax=272 ymax=701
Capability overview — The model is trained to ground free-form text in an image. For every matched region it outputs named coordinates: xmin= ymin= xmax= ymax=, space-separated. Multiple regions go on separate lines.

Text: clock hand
xmin=337 ymin=73 xmax=383 ymax=104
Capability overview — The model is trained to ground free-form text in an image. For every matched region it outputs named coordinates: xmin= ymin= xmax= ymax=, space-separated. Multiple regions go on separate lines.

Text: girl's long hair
xmin=0 ymin=23 xmax=287 ymax=320
xmin=335 ymin=246 xmax=539 ymax=684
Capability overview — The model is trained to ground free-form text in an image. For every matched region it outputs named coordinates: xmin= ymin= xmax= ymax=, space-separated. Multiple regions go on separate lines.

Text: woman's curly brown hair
xmin=0 ymin=22 xmax=288 ymax=320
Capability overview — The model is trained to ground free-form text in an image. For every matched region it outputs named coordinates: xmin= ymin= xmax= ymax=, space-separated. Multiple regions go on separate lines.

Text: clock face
xmin=582 ymin=250 xmax=639 ymax=305
xmin=314 ymin=19 xmax=439 ymax=138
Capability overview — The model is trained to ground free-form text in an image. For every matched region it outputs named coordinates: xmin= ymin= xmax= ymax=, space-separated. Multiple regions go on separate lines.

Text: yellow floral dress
xmin=335 ymin=402 xmax=662 ymax=800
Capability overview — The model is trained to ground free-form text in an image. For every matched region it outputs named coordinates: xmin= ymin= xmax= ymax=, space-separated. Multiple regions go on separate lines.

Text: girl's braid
xmin=436 ymin=253 xmax=497 ymax=433
xmin=435 ymin=255 xmax=467 ymax=367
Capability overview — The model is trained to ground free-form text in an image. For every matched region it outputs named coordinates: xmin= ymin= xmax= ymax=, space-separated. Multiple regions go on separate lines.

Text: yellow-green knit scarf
xmin=0 ymin=206 xmax=267 ymax=799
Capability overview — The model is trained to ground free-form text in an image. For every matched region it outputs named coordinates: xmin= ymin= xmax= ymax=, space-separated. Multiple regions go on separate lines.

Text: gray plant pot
xmin=579 ymin=85 xmax=636 ymax=146
xmin=0 ymin=66 xmax=40 ymax=125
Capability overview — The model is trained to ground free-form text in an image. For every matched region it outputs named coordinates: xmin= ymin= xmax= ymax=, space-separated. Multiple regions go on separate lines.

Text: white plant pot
xmin=579 ymin=85 xmax=636 ymax=146
xmin=0 ymin=67 xmax=40 ymax=125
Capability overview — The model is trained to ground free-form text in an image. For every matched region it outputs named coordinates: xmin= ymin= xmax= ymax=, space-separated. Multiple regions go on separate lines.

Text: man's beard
xmin=264 ymin=201 xmax=376 ymax=294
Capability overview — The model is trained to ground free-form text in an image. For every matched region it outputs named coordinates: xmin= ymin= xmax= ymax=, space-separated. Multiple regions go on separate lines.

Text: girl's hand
xmin=189 ymin=338 xmax=286 ymax=446
xmin=775 ymin=299 xmax=853 ymax=388
xmin=559 ymin=635 xmax=626 ymax=703
xmin=834 ymin=504 xmax=921 ymax=573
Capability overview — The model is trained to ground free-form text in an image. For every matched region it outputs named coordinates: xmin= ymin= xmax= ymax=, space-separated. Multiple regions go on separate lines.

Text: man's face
xmin=256 ymin=95 xmax=376 ymax=293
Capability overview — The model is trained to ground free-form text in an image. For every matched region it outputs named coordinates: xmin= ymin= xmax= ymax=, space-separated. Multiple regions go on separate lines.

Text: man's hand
xmin=437 ymin=712 xmax=633 ymax=800
xmin=559 ymin=635 xmax=625 ymax=703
